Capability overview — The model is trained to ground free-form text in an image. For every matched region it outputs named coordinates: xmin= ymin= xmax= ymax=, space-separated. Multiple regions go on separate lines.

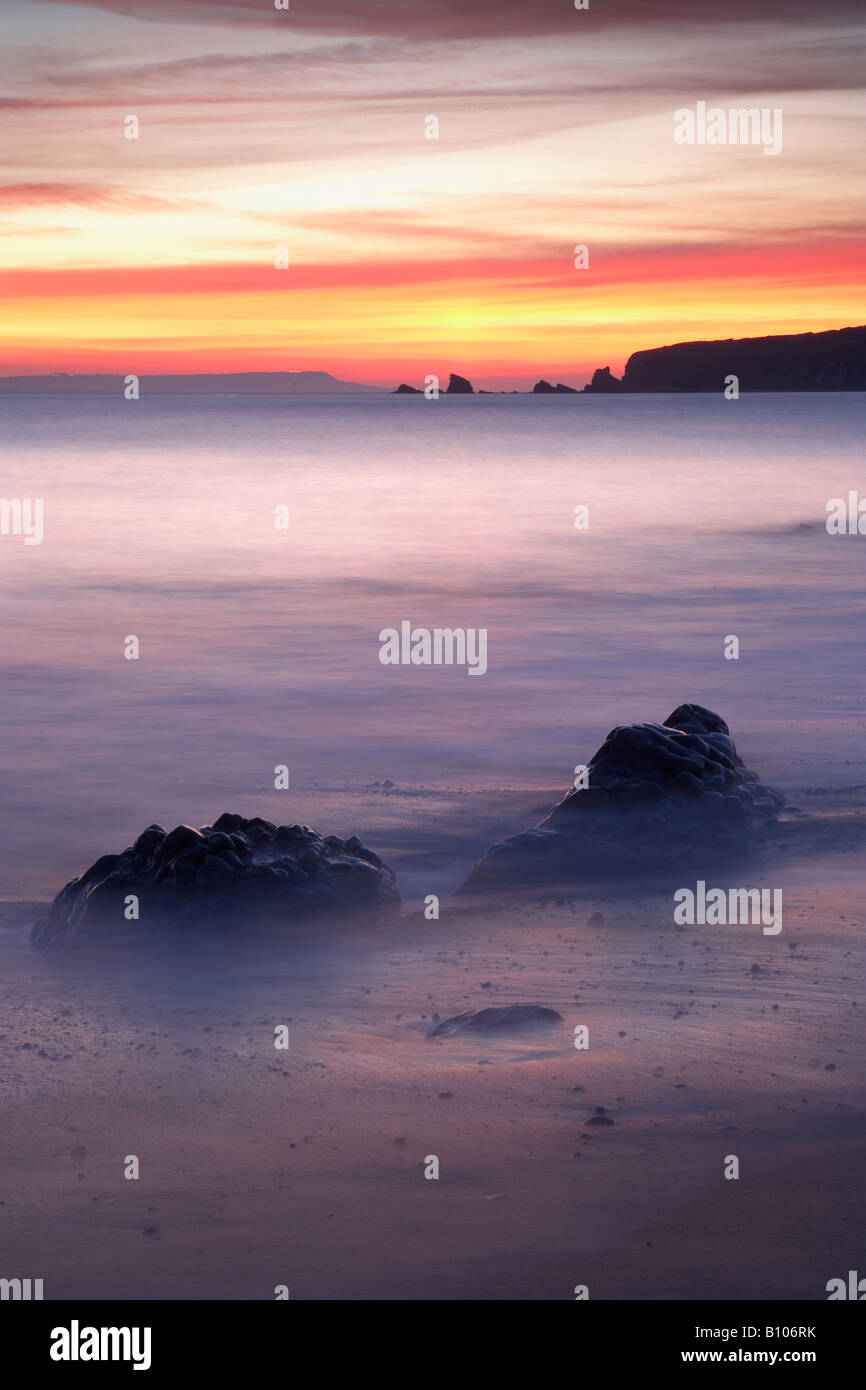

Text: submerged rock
xmin=460 ymin=705 xmax=784 ymax=893
xmin=31 ymin=814 xmax=399 ymax=947
xmin=427 ymin=1004 xmax=563 ymax=1037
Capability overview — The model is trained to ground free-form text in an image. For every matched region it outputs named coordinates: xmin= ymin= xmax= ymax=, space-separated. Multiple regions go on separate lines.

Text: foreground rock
xmin=460 ymin=705 xmax=785 ymax=893
xmin=428 ymin=1004 xmax=563 ymax=1037
xmin=31 ymin=814 xmax=399 ymax=947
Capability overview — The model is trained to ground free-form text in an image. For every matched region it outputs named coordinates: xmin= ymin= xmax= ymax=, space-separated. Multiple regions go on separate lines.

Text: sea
xmin=1 ymin=390 xmax=863 ymax=897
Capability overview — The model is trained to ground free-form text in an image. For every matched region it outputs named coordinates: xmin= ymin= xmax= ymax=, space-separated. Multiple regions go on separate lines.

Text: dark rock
xmin=427 ymin=1004 xmax=563 ymax=1038
xmin=445 ymin=373 xmax=474 ymax=394
xmin=585 ymin=1114 xmax=615 ymax=1127
xmin=173 ymin=849 xmax=205 ymax=883
xmin=134 ymin=824 xmax=167 ymax=857
xmin=195 ymin=855 xmax=234 ymax=891
xmin=344 ymin=834 xmax=382 ymax=867
xmin=78 ymin=852 xmax=122 ymax=888
xmin=607 ymin=324 xmax=866 ymax=393
xmin=161 ymin=824 xmax=204 ymax=858
xmin=532 ymin=380 xmax=579 ymax=394
xmin=460 ymin=705 xmax=784 ymax=893
xmin=393 ymin=383 xmax=421 ymax=393
xmin=203 ymin=831 xmax=235 ymax=852
xmin=583 ymin=366 xmax=623 ymax=393
xmin=325 ymin=856 xmax=383 ymax=891
xmin=245 ymin=823 xmax=275 ymax=847
xmin=31 ymin=813 xmax=400 ymax=947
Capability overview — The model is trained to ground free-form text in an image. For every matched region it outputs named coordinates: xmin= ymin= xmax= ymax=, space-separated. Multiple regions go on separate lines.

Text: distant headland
xmin=582 ymin=325 xmax=866 ymax=393
xmin=0 ymin=370 xmax=384 ymax=395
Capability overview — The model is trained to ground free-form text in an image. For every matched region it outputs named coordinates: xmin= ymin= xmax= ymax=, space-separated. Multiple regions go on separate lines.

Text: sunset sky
xmin=2 ymin=0 xmax=864 ymax=388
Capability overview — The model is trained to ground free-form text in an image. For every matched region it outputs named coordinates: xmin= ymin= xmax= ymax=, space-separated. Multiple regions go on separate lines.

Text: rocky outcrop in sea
xmin=446 ymin=372 xmax=474 ymax=393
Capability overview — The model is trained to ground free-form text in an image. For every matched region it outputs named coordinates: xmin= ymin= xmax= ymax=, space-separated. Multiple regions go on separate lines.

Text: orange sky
xmin=3 ymin=0 xmax=865 ymax=388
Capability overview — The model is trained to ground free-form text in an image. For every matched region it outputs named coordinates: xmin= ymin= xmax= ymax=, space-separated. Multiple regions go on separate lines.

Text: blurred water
xmin=1 ymin=390 xmax=863 ymax=895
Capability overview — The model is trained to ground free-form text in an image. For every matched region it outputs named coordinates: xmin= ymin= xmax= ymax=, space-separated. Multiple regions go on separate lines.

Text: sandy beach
xmin=2 ymin=776 xmax=863 ymax=1301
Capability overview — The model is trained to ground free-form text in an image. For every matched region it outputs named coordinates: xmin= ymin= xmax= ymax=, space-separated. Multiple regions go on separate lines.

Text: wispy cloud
xmin=4 ymin=0 xmax=864 ymax=377
xmin=0 ymin=182 xmax=214 ymax=212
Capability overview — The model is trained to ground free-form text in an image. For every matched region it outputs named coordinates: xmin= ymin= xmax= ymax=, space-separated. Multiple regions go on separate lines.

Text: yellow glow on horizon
xmin=2 ymin=268 xmax=861 ymax=383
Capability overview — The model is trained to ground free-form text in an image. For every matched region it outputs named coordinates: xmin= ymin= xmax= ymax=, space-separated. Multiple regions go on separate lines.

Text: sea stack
xmin=445 ymin=373 xmax=474 ymax=394
xmin=583 ymin=366 xmax=624 ymax=393
xmin=532 ymin=380 xmax=579 ymax=393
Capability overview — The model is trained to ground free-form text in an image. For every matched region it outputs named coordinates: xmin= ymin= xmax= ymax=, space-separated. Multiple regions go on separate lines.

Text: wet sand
xmin=1 ymin=789 xmax=863 ymax=1300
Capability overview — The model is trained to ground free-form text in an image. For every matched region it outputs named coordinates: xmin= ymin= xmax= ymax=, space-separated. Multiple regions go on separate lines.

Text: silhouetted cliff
xmin=584 ymin=326 xmax=866 ymax=392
